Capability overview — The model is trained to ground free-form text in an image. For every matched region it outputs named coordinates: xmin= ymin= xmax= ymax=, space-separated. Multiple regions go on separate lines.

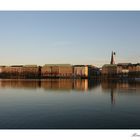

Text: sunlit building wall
xmin=117 ymin=63 xmax=130 ymax=74
xmin=73 ymin=65 xmax=88 ymax=78
xmin=41 ymin=64 xmax=73 ymax=78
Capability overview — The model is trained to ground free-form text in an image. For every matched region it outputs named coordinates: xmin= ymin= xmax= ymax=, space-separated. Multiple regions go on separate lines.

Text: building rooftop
xmin=11 ymin=65 xmax=23 ymax=67
xmin=117 ymin=63 xmax=131 ymax=66
xmin=129 ymin=63 xmax=140 ymax=66
xmin=73 ymin=65 xmax=87 ymax=67
xmin=43 ymin=64 xmax=71 ymax=67
xmin=24 ymin=65 xmax=38 ymax=67
xmin=102 ymin=64 xmax=117 ymax=67
xmin=0 ymin=65 xmax=6 ymax=67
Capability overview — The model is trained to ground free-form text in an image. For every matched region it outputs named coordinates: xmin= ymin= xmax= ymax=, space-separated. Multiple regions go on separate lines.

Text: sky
xmin=0 ymin=11 xmax=140 ymax=67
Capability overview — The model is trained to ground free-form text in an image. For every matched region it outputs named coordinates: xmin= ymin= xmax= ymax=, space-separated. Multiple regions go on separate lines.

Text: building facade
xmin=22 ymin=65 xmax=40 ymax=78
xmin=0 ymin=65 xmax=40 ymax=78
xmin=73 ymin=65 xmax=88 ymax=78
xmin=88 ymin=65 xmax=101 ymax=78
xmin=128 ymin=63 xmax=140 ymax=78
xmin=117 ymin=63 xmax=130 ymax=74
xmin=101 ymin=64 xmax=117 ymax=78
xmin=41 ymin=64 xmax=73 ymax=78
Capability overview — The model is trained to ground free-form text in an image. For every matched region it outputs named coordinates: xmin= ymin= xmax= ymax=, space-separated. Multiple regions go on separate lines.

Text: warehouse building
xmin=41 ymin=64 xmax=73 ymax=78
xmin=22 ymin=65 xmax=40 ymax=78
xmin=0 ymin=65 xmax=40 ymax=79
xmin=0 ymin=65 xmax=23 ymax=78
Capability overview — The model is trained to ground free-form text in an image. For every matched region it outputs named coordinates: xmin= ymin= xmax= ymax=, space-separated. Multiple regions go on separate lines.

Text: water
xmin=0 ymin=79 xmax=140 ymax=129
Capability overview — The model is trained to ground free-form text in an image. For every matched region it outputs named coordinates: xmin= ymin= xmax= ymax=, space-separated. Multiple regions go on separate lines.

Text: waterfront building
xmin=10 ymin=65 xmax=23 ymax=75
xmin=117 ymin=63 xmax=131 ymax=74
xmin=102 ymin=62 xmax=140 ymax=79
xmin=128 ymin=63 xmax=140 ymax=78
xmin=135 ymin=63 xmax=140 ymax=72
xmin=101 ymin=51 xmax=117 ymax=78
xmin=129 ymin=63 xmax=140 ymax=72
xmin=58 ymin=64 xmax=73 ymax=77
xmin=88 ymin=65 xmax=101 ymax=78
xmin=0 ymin=66 xmax=6 ymax=73
xmin=41 ymin=64 xmax=73 ymax=78
xmin=73 ymin=65 xmax=88 ymax=78
xmin=102 ymin=64 xmax=117 ymax=76
xmin=22 ymin=65 xmax=40 ymax=78
xmin=0 ymin=65 xmax=23 ymax=78
xmin=41 ymin=65 xmax=52 ymax=77
xmin=73 ymin=65 xmax=100 ymax=78
xmin=0 ymin=65 xmax=40 ymax=78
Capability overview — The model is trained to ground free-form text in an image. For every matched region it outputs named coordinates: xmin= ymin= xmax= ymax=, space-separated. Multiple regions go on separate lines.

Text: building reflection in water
xmin=0 ymin=79 xmax=100 ymax=91
xmin=111 ymin=88 xmax=115 ymax=105
xmin=101 ymin=81 xmax=116 ymax=105
xmin=74 ymin=80 xmax=88 ymax=91
xmin=0 ymin=79 xmax=140 ymax=106
xmin=101 ymin=80 xmax=140 ymax=105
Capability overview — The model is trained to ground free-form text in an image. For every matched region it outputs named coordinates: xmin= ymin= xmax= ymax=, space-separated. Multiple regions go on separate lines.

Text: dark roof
xmin=11 ymin=65 xmax=23 ymax=67
xmin=117 ymin=63 xmax=131 ymax=66
xmin=0 ymin=65 xmax=6 ymax=67
xmin=102 ymin=64 xmax=117 ymax=67
xmin=73 ymin=65 xmax=86 ymax=67
xmin=129 ymin=63 xmax=140 ymax=66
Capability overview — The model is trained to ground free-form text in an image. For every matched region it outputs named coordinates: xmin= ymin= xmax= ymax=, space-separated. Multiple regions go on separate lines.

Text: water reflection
xmin=110 ymin=89 xmax=115 ymax=105
xmin=0 ymin=79 xmax=140 ymax=91
xmin=101 ymin=80 xmax=140 ymax=106
xmin=0 ymin=79 xmax=140 ymax=128
xmin=101 ymin=80 xmax=140 ymax=93
xmin=0 ymin=79 xmax=100 ymax=91
xmin=1 ymin=79 xmax=140 ymax=107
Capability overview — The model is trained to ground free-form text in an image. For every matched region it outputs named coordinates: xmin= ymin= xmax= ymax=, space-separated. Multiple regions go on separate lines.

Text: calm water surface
xmin=0 ymin=79 xmax=140 ymax=129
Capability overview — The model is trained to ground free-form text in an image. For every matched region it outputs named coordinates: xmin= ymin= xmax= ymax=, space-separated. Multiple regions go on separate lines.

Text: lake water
xmin=0 ymin=79 xmax=140 ymax=129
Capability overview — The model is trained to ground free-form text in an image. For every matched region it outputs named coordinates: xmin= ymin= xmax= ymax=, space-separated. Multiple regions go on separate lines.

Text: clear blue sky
xmin=0 ymin=11 xmax=140 ymax=67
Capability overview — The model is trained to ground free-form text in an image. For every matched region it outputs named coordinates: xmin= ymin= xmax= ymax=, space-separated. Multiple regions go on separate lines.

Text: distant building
xmin=0 ymin=66 xmax=6 ymax=73
xmin=117 ymin=63 xmax=131 ymax=74
xmin=22 ymin=65 xmax=39 ymax=78
xmin=73 ymin=65 xmax=100 ymax=78
xmin=129 ymin=63 xmax=140 ymax=73
xmin=41 ymin=64 xmax=73 ymax=78
xmin=58 ymin=64 xmax=73 ymax=77
xmin=0 ymin=65 xmax=23 ymax=78
xmin=88 ymin=65 xmax=101 ymax=78
xmin=101 ymin=51 xmax=117 ymax=78
xmin=0 ymin=65 xmax=40 ymax=78
xmin=102 ymin=64 xmax=117 ymax=76
xmin=73 ymin=65 xmax=88 ymax=78
xmin=128 ymin=63 xmax=140 ymax=78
